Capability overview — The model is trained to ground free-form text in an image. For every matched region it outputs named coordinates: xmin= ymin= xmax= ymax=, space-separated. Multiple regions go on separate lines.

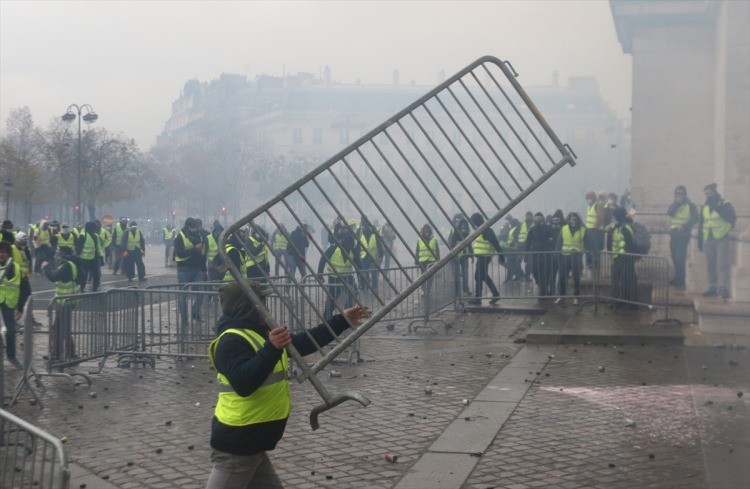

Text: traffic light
xmin=171 ymin=211 xmax=176 ymax=217
xmin=74 ymin=205 xmax=80 ymax=211
xmin=220 ymin=206 xmax=227 ymax=213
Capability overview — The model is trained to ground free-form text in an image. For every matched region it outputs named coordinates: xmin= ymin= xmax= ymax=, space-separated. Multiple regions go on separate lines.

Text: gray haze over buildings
xmin=0 ymin=0 xmax=632 ymax=149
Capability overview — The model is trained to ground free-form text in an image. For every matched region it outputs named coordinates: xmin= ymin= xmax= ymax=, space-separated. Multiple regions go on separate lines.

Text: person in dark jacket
xmin=468 ymin=213 xmax=503 ymax=305
xmin=607 ymin=207 xmax=637 ymax=308
xmin=205 ymin=281 xmax=370 ymax=488
xmin=287 ymin=222 xmax=310 ymax=282
xmin=448 ymin=213 xmax=472 ymax=296
xmin=698 ymin=183 xmax=736 ymax=299
xmin=120 ymin=221 xmax=146 ymax=283
xmin=525 ymin=212 xmax=556 ymax=297
xmin=173 ymin=217 xmax=206 ymax=322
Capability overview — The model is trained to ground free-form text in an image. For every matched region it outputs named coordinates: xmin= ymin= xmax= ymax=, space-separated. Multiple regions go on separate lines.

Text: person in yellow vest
xmin=34 ymin=221 xmax=54 ymax=274
xmin=121 ymin=221 xmax=147 ymax=283
xmin=555 ymin=212 xmax=586 ymax=305
xmin=76 ymin=221 xmax=103 ymax=292
xmin=0 ymin=241 xmax=22 ymax=369
xmin=220 ymin=231 xmax=247 ymax=282
xmin=11 ymin=232 xmax=32 ymax=326
xmin=468 ymin=213 xmax=503 ymax=306
xmin=666 ymin=185 xmax=698 ymax=287
xmin=318 ymin=226 xmax=360 ymax=319
xmin=206 ymin=220 xmax=223 ymax=281
xmin=96 ymin=220 xmax=112 ymax=267
xmin=606 ymin=207 xmax=637 ymax=309
xmin=583 ymin=191 xmax=606 ymax=270
xmin=698 ymin=183 xmax=736 ymax=299
xmin=174 ymin=217 xmax=207 ymax=323
xmin=270 ymin=223 xmax=290 ymax=278
xmin=357 ymin=216 xmax=383 ymax=292
xmin=205 ymin=281 xmax=370 ymax=487
xmin=415 ymin=224 xmax=439 ymax=272
xmin=245 ymin=225 xmax=271 ymax=282
xmin=52 ymin=224 xmax=77 ymax=255
xmin=163 ymin=223 xmax=177 ymax=267
xmin=111 ymin=217 xmax=128 ymax=274
xmin=41 ymin=246 xmax=79 ymax=361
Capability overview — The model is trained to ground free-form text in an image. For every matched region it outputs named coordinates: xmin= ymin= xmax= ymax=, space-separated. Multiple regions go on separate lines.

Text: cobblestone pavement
xmin=3 ymin=311 xmax=528 ymax=489
xmin=3 ymin=298 xmax=749 ymax=488
xmin=465 ymin=343 xmax=750 ymax=489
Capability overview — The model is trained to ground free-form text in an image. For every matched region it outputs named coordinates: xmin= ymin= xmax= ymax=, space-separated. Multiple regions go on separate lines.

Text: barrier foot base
xmin=310 ymin=391 xmax=370 ymax=431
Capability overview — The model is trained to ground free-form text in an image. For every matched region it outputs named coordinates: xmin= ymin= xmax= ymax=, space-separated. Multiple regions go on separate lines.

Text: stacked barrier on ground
xmin=0 ymin=409 xmax=69 ymax=489
xmin=218 ymin=55 xmax=577 ymax=427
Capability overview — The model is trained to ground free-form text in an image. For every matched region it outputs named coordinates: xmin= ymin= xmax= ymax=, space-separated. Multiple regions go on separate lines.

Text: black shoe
xmin=466 ymin=299 xmax=481 ymax=306
xmin=139 ymin=277 xmax=148 ymax=283
xmin=719 ymin=288 xmax=731 ymax=299
xmin=702 ymin=287 xmax=718 ymax=297
xmin=489 ymin=295 xmax=500 ymax=305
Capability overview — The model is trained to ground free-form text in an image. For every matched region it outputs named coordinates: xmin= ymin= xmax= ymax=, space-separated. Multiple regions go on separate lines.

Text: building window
xmin=292 ymin=128 xmax=302 ymax=144
xmin=313 ymin=128 xmax=323 ymax=144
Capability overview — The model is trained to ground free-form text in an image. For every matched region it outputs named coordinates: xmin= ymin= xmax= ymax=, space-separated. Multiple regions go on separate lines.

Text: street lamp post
xmin=4 ymin=179 xmax=13 ymax=220
xmin=62 ymin=104 xmax=98 ymax=224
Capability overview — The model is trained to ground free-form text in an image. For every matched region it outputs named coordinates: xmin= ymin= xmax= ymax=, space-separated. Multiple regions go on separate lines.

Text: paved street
xmin=2 ymin=247 xmax=749 ymax=488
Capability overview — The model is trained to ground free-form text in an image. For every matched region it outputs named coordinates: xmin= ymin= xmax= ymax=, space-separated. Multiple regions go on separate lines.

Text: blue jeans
xmin=177 ymin=267 xmax=206 ymax=322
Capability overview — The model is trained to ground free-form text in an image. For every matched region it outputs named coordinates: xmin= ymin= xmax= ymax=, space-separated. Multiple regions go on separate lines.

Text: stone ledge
xmin=694 ymin=297 xmax=750 ymax=316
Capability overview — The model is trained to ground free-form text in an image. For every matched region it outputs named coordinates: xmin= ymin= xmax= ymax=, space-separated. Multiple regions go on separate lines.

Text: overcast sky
xmin=0 ymin=0 xmax=631 ymax=150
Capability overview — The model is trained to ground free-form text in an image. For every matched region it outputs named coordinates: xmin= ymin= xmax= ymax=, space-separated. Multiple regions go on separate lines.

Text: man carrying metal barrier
xmin=205 ymin=281 xmax=370 ymax=488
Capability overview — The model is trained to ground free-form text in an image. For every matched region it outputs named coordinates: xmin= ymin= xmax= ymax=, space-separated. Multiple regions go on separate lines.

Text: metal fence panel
xmin=0 ymin=409 xmax=69 ymax=489
xmin=218 ymin=55 xmax=576 ymax=427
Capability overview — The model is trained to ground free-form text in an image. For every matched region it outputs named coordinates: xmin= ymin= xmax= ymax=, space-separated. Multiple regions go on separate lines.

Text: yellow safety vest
xmin=612 ymin=224 xmax=632 ymax=258
xmin=417 ymin=236 xmax=438 ymax=263
xmin=561 ymin=225 xmax=585 ymax=255
xmin=327 ymin=247 xmax=353 ymax=275
xmin=586 ymin=203 xmax=599 ymax=230
xmin=0 ymin=262 xmax=21 ymax=309
xmin=245 ymin=237 xmax=268 ymax=267
xmin=112 ymin=223 xmax=126 ymax=246
xmin=518 ymin=222 xmax=530 ymax=244
xmin=702 ymin=202 xmax=732 ymax=241
xmin=208 ymin=328 xmax=290 ymax=427
xmin=206 ymin=234 xmax=219 ymax=262
xmin=223 ymin=245 xmax=247 ymax=281
xmin=272 ymin=232 xmax=288 ymax=252
xmin=99 ymin=228 xmax=112 ymax=249
xmin=163 ymin=227 xmax=175 ymax=241
xmin=79 ymin=233 xmax=99 ymax=260
xmin=359 ymin=233 xmax=379 ymax=261
xmin=472 ymin=233 xmax=495 ymax=255
xmin=11 ymin=245 xmax=29 ymax=278
xmin=37 ymin=229 xmax=51 ymax=246
xmin=56 ymin=233 xmax=76 ymax=250
xmin=126 ymin=229 xmax=143 ymax=251
xmin=670 ymin=203 xmax=692 ymax=230
xmin=174 ymin=232 xmax=193 ymax=262
xmin=55 ymin=261 xmax=79 ymax=298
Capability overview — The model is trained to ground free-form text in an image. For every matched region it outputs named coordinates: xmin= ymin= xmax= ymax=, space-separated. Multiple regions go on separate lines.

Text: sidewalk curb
xmin=392 ymin=345 xmax=555 ymax=489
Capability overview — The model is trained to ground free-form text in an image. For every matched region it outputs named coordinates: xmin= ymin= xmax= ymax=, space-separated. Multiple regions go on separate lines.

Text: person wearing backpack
xmin=607 ymin=207 xmax=638 ymax=309
xmin=698 ymin=183 xmax=736 ymax=299
xmin=667 ymin=185 xmax=698 ymax=287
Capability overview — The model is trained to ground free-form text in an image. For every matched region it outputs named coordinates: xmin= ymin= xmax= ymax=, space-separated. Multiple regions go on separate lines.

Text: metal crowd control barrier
xmin=218 ymin=55 xmax=576 ymax=428
xmin=0 ymin=408 xmax=69 ymax=489
xmin=595 ymin=251 xmax=681 ymax=326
